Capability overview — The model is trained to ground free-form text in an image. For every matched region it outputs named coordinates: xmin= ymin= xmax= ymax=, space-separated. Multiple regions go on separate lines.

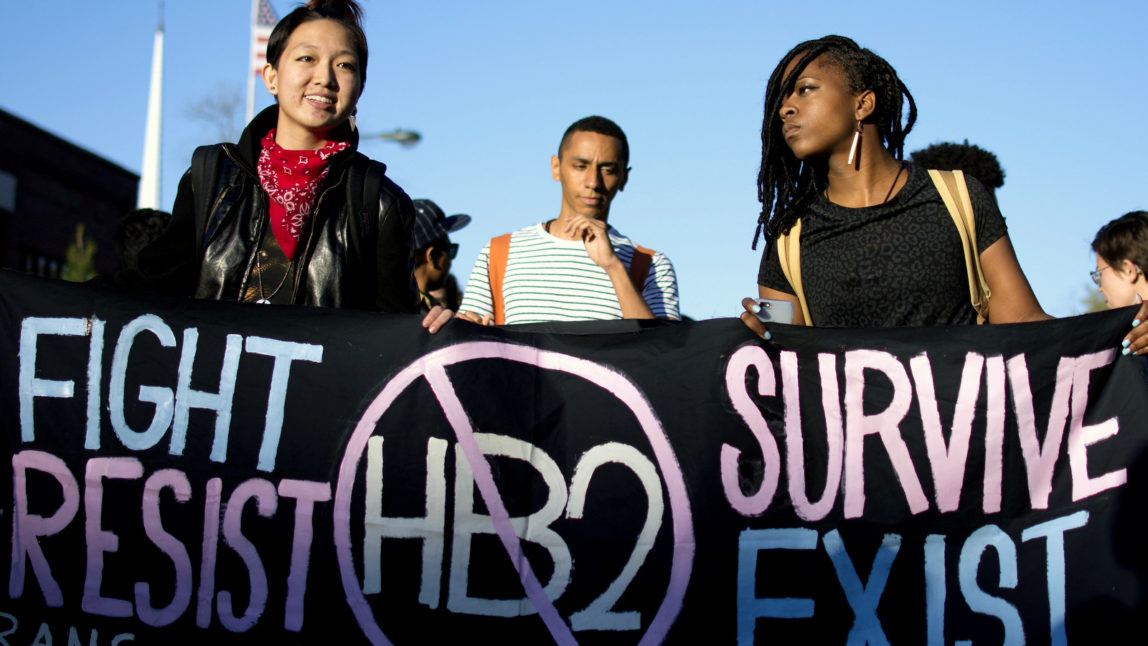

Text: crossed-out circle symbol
xmin=333 ymin=341 xmax=694 ymax=645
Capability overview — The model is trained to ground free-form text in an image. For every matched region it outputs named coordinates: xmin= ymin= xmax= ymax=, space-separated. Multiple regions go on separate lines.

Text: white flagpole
xmin=246 ymin=0 xmax=257 ymax=124
xmin=137 ymin=1 xmax=164 ymax=210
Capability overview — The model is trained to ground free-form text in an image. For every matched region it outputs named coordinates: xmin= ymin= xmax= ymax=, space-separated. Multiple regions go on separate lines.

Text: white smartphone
xmin=754 ymin=298 xmax=795 ymax=325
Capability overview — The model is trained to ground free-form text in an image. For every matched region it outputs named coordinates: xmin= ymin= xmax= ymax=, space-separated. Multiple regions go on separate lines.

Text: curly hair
xmin=910 ymin=140 xmax=1005 ymax=191
xmin=266 ymin=0 xmax=368 ymax=85
xmin=754 ymin=35 xmax=917 ymax=249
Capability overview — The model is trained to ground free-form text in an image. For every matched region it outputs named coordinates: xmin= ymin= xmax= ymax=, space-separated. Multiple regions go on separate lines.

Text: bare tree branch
xmin=185 ymin=83 xmax=244 ymax=143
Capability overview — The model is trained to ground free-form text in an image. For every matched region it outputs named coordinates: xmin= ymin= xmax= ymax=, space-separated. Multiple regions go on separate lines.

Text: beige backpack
xmin=776 ymin=169 xmax=991 ymax=326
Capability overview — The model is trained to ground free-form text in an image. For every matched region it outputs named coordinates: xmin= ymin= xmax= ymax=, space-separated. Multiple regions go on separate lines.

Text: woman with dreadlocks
xmin=741 ymin=36 xmax=1047 ymax=335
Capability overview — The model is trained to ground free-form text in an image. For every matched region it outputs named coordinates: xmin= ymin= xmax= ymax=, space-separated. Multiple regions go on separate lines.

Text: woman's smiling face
xmin=263 ymin=18 xmax=362 ymax=150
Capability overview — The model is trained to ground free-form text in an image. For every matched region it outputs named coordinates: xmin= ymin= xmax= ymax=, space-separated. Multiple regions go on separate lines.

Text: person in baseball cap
xmin=412 ymin=199 xmax=470 ymax=311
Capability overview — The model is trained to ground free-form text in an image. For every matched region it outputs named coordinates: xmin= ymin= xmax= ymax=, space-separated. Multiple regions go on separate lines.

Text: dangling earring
xmin=349 ymin=108 xmax=357 ymax=132
xmin=847 ymin=121 xmax=862 ymax=166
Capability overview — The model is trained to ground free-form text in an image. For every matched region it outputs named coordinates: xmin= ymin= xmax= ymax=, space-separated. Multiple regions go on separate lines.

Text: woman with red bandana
xmin=124 ymin=0 xmax=450 ymax=332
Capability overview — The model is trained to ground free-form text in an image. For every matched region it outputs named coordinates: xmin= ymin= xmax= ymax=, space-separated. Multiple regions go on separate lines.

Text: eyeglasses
xmin=447 ymin=242 xmax=458 ymax=259
xmin=1090 ymin=265 xmax=1111 ymax=286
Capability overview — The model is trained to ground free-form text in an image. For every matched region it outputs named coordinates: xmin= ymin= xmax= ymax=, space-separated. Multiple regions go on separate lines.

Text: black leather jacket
xmin=127 ymin=106 xmax=419 ymax=313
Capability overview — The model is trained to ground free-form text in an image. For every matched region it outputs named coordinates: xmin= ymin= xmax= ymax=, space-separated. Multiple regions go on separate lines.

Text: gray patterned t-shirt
xmin=757 ymin=164 xmax=1006 ymax=327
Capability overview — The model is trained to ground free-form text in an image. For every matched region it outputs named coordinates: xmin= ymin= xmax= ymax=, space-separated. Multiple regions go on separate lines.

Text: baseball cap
xmin=412 ymin=199 xmax=471 ymax=250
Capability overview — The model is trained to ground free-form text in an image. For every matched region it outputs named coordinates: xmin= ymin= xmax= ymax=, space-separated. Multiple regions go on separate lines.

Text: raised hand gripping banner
xmin=2 ymin=270 xmax=1146 ymax=644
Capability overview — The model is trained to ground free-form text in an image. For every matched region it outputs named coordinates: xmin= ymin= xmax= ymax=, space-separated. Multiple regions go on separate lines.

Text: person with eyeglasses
xmin=412 ymin=199 xmax=470 ymax=312
xmin=1091 ymin=212 xmax=1148 ymax=356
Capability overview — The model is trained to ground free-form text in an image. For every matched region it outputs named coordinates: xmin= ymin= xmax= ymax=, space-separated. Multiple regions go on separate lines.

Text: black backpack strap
xmin=346 ymin=153 xmax=387 ymax=237
xmin=190 ymin=145 xmax=224 ymax=253
xmin=346 ymin=154 xmax=420 ymax=312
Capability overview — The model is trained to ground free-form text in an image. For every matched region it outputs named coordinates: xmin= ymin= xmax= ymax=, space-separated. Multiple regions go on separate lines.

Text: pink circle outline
xmin=333 ymin=341 xmax=695 ymax=645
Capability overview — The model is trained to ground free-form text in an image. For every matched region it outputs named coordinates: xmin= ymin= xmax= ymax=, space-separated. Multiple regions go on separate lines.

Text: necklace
xmin=881 ymin=163 xmax=907 ymax=203
xmin=544 ymin=219 xmax=555 ymax=233
xmin=255 ymin=254 xmax=294 ymax=305
xmin=824 ymin=162 xmax=908 ymax=206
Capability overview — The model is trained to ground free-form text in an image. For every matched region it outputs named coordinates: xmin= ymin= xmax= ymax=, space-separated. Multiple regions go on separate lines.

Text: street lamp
xmin=368 ymin=128 xmax=421 ymax=147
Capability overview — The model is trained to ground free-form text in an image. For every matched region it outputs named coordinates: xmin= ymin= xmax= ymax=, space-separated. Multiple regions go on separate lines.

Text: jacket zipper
xmin=221 ymin=142 xmax=356 ymax=304
xmin=289 ymin=162 xmax=352 ymax=302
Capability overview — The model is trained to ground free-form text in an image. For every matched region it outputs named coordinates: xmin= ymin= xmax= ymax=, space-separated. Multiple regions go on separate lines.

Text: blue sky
xmin=3 ymin=1 xmax=1146 ymax=318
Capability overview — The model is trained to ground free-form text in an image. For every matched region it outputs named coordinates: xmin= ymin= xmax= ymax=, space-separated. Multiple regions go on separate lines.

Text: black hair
xmin=414 ymin=236 xmax=451 ymax=265
xmin=1092 ymin=211 xmax=1148 ymax=274
xmin=115 ymin=208 xmax=171 ymax=273
xmin=438 ymin=274 xmax=462 ymax=311
xmin=754 ymin=35 xmax=917 ymax=249
xmin=910 ymin=140 xmax=1005 ymax=191
xmin=558 ymin=116 xmax=630 ymax=168
xmin=266 ymin=0 xmax=368 ymax=85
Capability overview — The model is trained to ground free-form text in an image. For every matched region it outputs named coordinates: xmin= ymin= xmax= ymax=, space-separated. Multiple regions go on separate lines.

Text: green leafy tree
xmin=61 ymin=222 xmax=98 ymax=282
xmin=1078 ymin=283 xmax=1107 ymax=315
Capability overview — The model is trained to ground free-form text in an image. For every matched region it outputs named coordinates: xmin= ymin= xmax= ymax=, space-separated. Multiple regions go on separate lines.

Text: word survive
xmin=721 ymin=345 xmax=1125 ymax=520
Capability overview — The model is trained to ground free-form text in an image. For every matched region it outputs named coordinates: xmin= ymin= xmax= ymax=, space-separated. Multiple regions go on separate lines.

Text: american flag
xmin=250 ymin=0 xmax=277 ymax=75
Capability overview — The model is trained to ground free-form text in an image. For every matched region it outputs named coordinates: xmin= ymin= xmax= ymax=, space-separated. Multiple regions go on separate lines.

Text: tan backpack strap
xmin=929 ymin=169 xmax=991 ymax=324
xmin=776 ymin=219 xmax=812 ymax=326
xmin=628 ymin=245 xmax=655 ymax=294
xmin=487 ymin=233 xmax=512 ymax=325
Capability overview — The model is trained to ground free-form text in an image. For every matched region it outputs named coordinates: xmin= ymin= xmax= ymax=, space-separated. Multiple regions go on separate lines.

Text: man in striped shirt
xmin=457 ymin=116 xmax=679 ymax=325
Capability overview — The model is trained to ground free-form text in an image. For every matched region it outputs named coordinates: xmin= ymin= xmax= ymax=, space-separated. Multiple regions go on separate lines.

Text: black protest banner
xmin=2 ymin=269 xmax=1146 ymax=645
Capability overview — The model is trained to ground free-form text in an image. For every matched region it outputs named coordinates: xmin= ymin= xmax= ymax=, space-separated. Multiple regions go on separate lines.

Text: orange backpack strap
xmin=628 ymin=245 xmax=655 ymax=294
xmin=487 ymin=233 xmax=512 ymax=325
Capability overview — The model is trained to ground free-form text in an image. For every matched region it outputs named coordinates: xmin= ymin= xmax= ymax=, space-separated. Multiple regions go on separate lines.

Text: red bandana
xmin=257 ymin=130 xmax=349 ymax=259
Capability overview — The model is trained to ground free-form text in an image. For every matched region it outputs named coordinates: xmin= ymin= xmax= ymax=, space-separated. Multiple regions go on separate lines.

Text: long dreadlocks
xmin=753 ymin=35 xmax=917 ymax=249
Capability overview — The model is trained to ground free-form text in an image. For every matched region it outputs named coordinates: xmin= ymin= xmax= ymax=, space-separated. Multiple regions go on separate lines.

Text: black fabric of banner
xmin=2 ymin=269 xmax=1146 ymax=645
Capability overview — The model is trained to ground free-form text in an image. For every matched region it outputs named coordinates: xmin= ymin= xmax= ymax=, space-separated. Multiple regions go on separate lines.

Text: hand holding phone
xmin=752 ymin=298 xmax=795 ymax=325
